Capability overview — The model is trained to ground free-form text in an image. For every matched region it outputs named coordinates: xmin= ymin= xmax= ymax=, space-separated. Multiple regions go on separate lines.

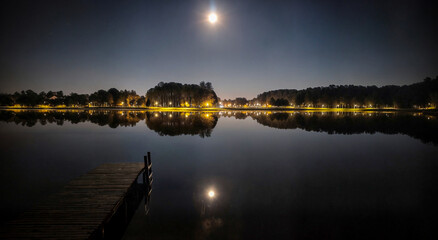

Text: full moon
xmin=208 ymin=190 xmax=215 ymax=198
xmin=208 ymin=13 xmax=218 ymax=24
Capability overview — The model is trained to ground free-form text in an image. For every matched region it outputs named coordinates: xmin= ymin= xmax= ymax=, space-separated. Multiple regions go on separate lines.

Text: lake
xmin=0 ymin=110 xmax=437 ymax=239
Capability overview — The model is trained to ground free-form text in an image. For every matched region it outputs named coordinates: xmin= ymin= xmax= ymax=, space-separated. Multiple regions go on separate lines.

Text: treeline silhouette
xmin=255 ymin=77 xmax=438 ymax=108
xmin=2 ymin=78 xmax=437 ymax=109
xmin=0 ymin=82 xmax=220 ymax=108
xmin=89 ymin=89 xmax=144 ymax=107
xmin=145 ymin=82 xmax=218 ymax=107
xmin=223 ymin=77 xmax=438 ymax=108
xmin=0 ymin=89 xmax=144 ymax=107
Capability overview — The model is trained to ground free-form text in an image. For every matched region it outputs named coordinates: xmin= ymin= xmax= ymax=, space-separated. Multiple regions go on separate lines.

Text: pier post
xmin=144 ymin=152 xmax=152 ymax=215
xmin=147 ymin=152 xmax=152 ymax=172
xmin=143 ymin=155 xmax=149 ymax=186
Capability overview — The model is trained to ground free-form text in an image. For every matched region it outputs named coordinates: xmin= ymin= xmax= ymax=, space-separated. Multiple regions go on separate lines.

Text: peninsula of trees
xmin=0 ymin=77 xmax=437 ymax=109
xmin=145 ymin=81 xmax=218 ymax=107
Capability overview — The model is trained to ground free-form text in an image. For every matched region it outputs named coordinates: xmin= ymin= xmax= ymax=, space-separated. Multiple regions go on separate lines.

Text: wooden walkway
xmin=0 ymin=161 xmax=152 ymax=239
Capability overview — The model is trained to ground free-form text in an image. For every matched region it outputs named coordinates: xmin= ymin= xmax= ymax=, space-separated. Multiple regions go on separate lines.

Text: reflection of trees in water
xmin=1 ymin=110 xmax=437 ymax=143
xmin=0 ymin=110 xmax=146 ymax=128
xmin=145 ymin=112 xmax=218 ymax=138
xmin=0 ymin=110 xmax=218 ymax=138
xmin=248 ymin=111 xmax=438 ymax=145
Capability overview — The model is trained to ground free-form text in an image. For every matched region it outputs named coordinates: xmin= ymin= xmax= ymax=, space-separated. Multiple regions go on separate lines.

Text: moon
xmin=208 ymin=190 xmax=215 ymax=198
xmin=208 ymin=13 xmax=218 ymax=24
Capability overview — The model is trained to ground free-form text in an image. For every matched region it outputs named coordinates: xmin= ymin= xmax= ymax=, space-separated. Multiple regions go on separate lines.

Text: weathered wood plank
xmin=0 ymin=162 xmax=146 ymax=239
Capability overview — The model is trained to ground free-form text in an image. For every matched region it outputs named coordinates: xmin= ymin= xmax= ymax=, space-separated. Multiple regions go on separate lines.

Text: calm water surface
xmin=0 ymin=110 xmax=437 ymax=239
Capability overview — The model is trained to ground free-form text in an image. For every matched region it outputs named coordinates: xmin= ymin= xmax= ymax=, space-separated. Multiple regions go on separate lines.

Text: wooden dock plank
xmin=0 ymin=162 xmax=146 ymax=239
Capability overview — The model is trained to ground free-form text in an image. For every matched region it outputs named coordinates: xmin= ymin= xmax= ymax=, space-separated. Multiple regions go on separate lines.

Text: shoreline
xmin=0 ymin=106 xmax=437 ymax=113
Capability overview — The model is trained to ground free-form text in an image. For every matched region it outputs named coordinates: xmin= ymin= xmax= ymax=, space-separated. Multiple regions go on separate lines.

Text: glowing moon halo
xmin=208 ymin=13 xmax=218 ymax=24
xmin=208 ymin=190 xmax=215 ymax=198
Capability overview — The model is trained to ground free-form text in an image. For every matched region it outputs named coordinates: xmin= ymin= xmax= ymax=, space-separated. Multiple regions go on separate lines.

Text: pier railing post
xmin=147 ymin=152 xmax=152 ymax=173
xmin=144 ymin=152 xmax=152 ymax=215
xmin=143 ymin=152 xmax=152 ymax=185
xmin=143 ymin=156 xmax=149 ymax=186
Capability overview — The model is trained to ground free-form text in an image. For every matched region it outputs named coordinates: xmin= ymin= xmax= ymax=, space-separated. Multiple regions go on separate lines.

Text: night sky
xmin=1 ymin=0 xmax=437 ymax=99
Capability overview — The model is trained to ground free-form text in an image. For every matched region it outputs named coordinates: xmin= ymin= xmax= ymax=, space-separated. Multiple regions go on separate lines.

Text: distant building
xmin=49 ymin=96 xmax=58 ymax=100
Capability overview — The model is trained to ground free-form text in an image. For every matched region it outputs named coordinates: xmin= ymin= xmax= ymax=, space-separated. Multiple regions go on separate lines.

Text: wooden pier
xmin=1 ymin=154 xmax=153 ymax=239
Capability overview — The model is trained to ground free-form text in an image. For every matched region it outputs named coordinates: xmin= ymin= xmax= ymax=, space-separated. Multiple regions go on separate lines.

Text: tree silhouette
xmin=146 ymin=82 xmax=218 ymax=107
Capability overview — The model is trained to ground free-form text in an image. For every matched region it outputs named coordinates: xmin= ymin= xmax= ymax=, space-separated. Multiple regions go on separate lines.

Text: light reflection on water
xmin=0 ymin=110 xmax=437 ymax=239
xmin=1 ymin=110 xmax=437 ymax=144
